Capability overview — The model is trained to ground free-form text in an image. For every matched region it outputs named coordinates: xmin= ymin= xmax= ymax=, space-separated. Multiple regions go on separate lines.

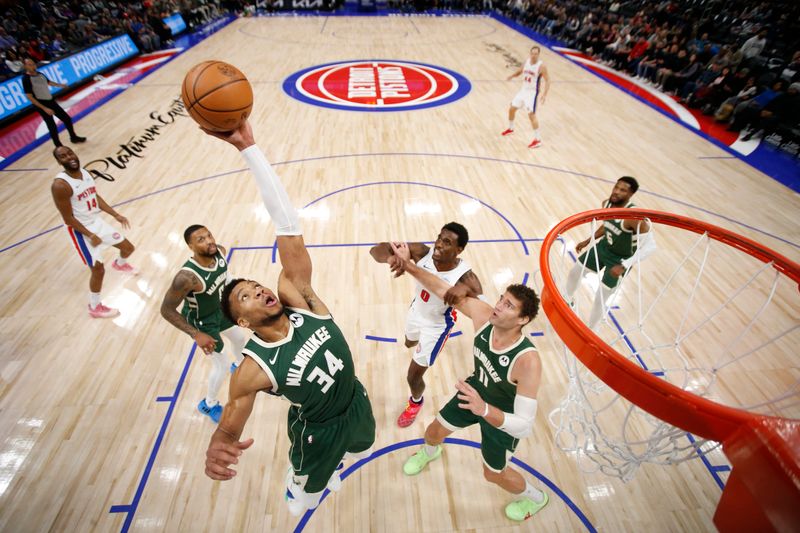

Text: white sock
xmin=89 ymin=292 xmax=101 ymax=308
xmin=564 ymin=262 xmax=586 ymax=300
xmin=411 ymin=395 xmax=423 ymax=403
xmin=588 ymin=284 xmax=615 ymax=329
xmin=519 ymin=481 xmax=545 ymax=503
xmin=423 ymin=444 xmax=438 ymax=457
xmin=532 ymin=128 xmax=540 ymax=140
xmin=508 ymin=121 xmax=514 ymax=129
xmin=115 ymin=257 xmax=127 ymax=265
xmin=222 ymin=326 xmax=247 ymax=365
xmin=206 ymin=351 xmax=228 ymax=405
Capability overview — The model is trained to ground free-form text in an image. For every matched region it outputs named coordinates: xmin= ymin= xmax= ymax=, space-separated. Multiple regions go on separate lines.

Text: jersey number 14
xmin=306 ymin=349 xmax=344 ymax=394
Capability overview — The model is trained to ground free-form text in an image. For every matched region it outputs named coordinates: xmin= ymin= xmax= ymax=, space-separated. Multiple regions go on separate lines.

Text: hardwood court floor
xmin=0 ymin=15 xmax=797 ymax=533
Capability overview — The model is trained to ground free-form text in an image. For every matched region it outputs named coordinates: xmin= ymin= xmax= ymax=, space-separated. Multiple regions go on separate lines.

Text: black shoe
xmin=70 ymin=136 xmax=87 ymax=143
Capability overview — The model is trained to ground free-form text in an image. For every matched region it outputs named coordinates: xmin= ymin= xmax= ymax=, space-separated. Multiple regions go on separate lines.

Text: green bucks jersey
xmin=180 ymin=251 xmax=229 ymax=321
xmin=602 ymin=200 xmax=638 ymax=258
xmin=467 ymin=322 xmax=537 ymax=413
xmin=242 ymin=307 xmax=356 ymax=423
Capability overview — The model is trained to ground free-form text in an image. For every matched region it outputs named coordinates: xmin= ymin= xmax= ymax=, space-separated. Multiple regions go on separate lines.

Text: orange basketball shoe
xmin=528 ymin=139 xmax=543 ymax=149
xmin=397 ymin=398 xmax=423 ymax=428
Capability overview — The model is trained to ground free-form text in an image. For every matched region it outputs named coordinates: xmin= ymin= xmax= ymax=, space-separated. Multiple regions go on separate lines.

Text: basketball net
xmin=538 ymin=211 xmax=799 ymax=482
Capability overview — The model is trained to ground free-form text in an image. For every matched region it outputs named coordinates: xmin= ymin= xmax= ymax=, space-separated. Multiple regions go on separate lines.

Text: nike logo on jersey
xmin=480 ymin=334 xmax=488 ymax=342
xmin=269 ymin=349 xmax=280 ymax=365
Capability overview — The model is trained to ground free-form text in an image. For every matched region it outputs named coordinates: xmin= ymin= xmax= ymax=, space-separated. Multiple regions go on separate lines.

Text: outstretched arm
xmin=391 ymin=242 xmax=492 ymax=330
xmin=202 ymin=120 xmax=328 ymax=315
xmin=369 ymin=241 xmax=430 ymax=263
xmin=204 ymin=357 xmax=270 ymax=480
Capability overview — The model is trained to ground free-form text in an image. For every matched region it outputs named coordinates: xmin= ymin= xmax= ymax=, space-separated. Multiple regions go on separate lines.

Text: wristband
xmin=482 ymin=402 xmax=489 ymax=417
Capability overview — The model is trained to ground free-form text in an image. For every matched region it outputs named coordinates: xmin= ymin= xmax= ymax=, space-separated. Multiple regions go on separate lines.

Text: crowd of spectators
xmin=0 ymin=1 xmax=247 ymax=81
xmin=498 ymin=0 xmax=800 ymax=145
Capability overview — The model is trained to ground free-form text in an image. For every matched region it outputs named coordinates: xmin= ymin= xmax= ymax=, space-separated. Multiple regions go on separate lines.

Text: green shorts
xmin=185 ymin=308 xmax=235 ymax=352
xmin=577 ymin=240 xmax=628 ymax=289
xmin=287 ymin=380 xmax=376 ymax=493
xmin=437 ymin=392 xmax=519 ymax=473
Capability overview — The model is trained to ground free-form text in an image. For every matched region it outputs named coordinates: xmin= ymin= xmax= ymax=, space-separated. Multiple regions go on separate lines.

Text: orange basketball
xmin=181 ymin=61 xmax=253 ymax=132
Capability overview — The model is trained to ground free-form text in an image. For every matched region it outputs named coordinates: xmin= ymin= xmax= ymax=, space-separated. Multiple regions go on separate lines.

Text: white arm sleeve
xmin=621 ymin=230 xmax=657 ymax=269
xmin=240 ymin=145 xmax=302 ymax=236
xmin=498 ymin=395 xmax=538 ymax=439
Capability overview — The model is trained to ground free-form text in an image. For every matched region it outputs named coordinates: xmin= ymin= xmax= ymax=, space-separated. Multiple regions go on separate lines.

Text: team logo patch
xmin=283 ymin=60 xmax=471 ymax=112
xmin=499 ymin=355 xmax=510 ymax=367
xmin=289 ymin=313 xmax=304 ymax=328
xmin=112 ymin=232 xmax=121 ymax=240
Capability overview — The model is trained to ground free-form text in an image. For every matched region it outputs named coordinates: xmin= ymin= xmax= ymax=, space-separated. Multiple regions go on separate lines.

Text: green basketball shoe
xmin=505 ymin=491 xmax=549 ymax=521
xmin=402 ymin=445 xmax=442 ymax=476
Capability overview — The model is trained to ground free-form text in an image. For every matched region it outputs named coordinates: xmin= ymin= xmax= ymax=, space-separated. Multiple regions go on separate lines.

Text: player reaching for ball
xmin=200 ymin=119 xmax=376 ymax=518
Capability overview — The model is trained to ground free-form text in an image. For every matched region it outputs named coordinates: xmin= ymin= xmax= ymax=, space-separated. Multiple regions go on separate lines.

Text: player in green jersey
xmin=160 ymin=225 xmax=247 ymax=422
xmin=390 ymin=242 xmax=549 ymax=523
xmin=200 ymin=120 xmax=376 ymax=517
xmin=564 ymin=176 xmax=655 ymax=328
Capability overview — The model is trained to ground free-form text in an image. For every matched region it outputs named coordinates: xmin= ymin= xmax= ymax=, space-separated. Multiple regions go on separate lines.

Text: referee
xmin=22 ymin=58 xmax=87 ymax=147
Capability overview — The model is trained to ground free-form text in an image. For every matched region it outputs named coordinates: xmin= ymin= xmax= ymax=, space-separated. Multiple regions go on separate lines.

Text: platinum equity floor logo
xmin=283 ymin=60 xmax=471 ymax=112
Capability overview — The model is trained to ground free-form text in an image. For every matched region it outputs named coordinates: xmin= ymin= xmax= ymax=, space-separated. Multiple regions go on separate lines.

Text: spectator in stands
xmin=728 ymin=79 xmax=786 ymax=132
xmin=0 ymin=27 xmax=19 ymax=51
xmin=4 ymin=49 xmax=24 ymax=74
xmin=740 ymin=28 xmax=768 ymax=61
xmin=742 ymin=82 xmax=800 ymax=141
xmin=22 ymin=58 xmax=87 ymax=147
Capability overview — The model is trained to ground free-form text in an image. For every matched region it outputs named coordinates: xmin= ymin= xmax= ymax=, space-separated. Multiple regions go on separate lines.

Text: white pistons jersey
xmin=56 ymin=169 xmax=99 ymax=226
xmin=410 ymin=248 xmax=471 ymax=323
xmin=520 ymin=59 xmax=543 ymax=91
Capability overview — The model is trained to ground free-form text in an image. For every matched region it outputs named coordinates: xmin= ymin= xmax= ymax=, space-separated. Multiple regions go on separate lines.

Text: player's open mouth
xmin=264 ymin=295 xmax=277 ymax=306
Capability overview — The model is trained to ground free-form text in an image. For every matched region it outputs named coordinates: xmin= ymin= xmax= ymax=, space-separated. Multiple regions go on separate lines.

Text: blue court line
xmin=155 ymin=396 xmax=173 ymax=402
xmin=530 ymin=331 xmax=544 ymax=337
xmin=605 ymin=304 xmax=729 ymax=490
xmin=449 ymin=330 xmax=463 ymax=338
xmin=294 ymin=437 xmax=596 ymax=532
xmin=109 ymin=345 xmax=199 ymax=531
xmin=268 ymin=179 xmax=531 ymax=263
xmin=3 ymin=153 xmax=797 ymax=255
xmin=521 ymin=272 xmax=530 ymax=286
xmin=365 ymin=335 xmax=397 ymax=342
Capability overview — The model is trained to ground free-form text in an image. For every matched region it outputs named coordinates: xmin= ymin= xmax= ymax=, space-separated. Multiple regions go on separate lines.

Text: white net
xmin=540 ymin=214 xmax=800 ymax=482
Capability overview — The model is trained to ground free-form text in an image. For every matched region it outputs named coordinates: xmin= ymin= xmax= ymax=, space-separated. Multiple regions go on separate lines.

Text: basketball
xmin=181 ymin=61 xmax=253 ymax=132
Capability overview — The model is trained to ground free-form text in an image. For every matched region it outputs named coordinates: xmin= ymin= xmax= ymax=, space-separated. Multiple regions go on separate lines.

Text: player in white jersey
xmin=51 ymin=146 xmax=138 ymax=318
xmin=501 ymin=45 xmax=551 ymax=149
xmin=370 ymin=222 xmax=483 ymax=427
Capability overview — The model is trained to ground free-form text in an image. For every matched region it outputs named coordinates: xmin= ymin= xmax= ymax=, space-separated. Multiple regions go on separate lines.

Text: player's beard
xmin=255 ymin=302 xmax=285 ymax=327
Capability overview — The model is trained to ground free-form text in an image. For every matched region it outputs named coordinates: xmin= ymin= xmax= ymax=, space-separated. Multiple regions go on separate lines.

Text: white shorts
xmin=511 ymin=88 xmax=539 ymax=114
xmin=404 ymin=307 xmax=458 ymax=367
xmin=67 ymin=218 xmax=125 ymax=268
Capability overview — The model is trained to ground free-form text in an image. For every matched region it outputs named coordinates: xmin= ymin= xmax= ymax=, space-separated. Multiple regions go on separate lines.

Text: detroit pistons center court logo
xmin=283 ymin=60 xmax=471 ymax=112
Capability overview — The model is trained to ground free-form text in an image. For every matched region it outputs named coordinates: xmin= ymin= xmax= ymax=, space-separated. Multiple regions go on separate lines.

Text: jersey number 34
xmin=306 ymin=349 xmax=344 ymax=394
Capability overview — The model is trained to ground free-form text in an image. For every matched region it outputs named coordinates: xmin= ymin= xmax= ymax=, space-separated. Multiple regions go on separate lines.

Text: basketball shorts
xmin=437 ymin=382 xmax=520 ymax=472
xmin=67 ymin=218 xmax=125 ymax=268
xmin=577 ymin=240 xmax=629 ymax=289
xmin=287 ymin=380 xmax=376 ymax=493
xmin=184 ymin=309 xmax=236 ymax=353
xmin=404 ymin=307 xmax=457 ymax=367
xmin=511 ymin=88 xmax=539 ymax=113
